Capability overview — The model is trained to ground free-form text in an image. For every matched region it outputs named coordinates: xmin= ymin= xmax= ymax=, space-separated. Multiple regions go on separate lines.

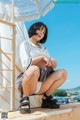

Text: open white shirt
xmin=20 ymin=40 xmax=50 ymax=70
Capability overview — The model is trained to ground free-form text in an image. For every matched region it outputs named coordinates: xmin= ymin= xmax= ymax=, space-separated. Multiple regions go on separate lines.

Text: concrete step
xmin=0 ymin=103 xmax=80 ymax=120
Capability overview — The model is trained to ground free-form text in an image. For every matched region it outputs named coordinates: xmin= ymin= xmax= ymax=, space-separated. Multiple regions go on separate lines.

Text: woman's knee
xmin=23 ymin=65 xmax=40 ymax=79
xmin=58 ymin=69 xmax=67 ymax=81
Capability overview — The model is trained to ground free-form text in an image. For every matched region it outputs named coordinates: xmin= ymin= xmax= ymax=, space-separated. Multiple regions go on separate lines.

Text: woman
xmin=16 ymin=22 xmax=67 ymax=114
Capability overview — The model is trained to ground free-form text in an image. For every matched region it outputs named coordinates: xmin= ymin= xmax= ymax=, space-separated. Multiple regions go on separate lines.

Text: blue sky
xmin=25 ymin=2 xmax=80 ymax=89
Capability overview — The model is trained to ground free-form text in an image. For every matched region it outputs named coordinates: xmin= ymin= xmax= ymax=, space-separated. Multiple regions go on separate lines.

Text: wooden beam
xmin=0 ymin=20 xmax=15 ymax=27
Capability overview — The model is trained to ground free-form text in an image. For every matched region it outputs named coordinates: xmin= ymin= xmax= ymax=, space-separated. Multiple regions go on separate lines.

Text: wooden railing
xmin=0 ymin=20 xmax=22 ymax=110
xmin=0 ymin=49 xmax=22 ymax=73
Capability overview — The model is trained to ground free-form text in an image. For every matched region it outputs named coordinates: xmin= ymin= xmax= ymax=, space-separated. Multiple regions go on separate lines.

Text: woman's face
xmin=33 ymin=26 xmax=46 ymax=42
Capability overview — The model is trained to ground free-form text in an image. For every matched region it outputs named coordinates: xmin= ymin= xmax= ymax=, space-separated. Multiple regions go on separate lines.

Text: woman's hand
xmin=43 ymin=57 xmax=52 ymax=67
xmin=43 ymin=57 xmax=57 ymax=68
xmin=50 ymin=58 xmax=57 ymax=68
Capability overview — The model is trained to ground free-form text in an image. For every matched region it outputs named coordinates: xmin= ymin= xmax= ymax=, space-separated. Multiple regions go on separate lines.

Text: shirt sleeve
xmin=45 ymin=48 xmax=50 ymax=58
xmin=20 ymin=41 xmax=32 ymax=70
xmin=43 ymin=46 xmax=50 ymax=58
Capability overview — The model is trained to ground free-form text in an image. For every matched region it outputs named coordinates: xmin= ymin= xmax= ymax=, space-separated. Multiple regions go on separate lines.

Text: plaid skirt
xmin=16 ymin=66 xmax=55 ymax=97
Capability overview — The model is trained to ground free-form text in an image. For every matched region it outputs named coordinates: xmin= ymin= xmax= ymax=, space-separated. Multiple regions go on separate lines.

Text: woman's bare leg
xmin=37 ymin=69 xmax=67 ymax=95
xmin=22 ymin=65 xmax=40 ymax=97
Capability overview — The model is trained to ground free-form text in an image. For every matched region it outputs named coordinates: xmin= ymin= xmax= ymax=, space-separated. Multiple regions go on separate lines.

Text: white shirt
xmin=20 ymin=40 xmax=50 ymax=70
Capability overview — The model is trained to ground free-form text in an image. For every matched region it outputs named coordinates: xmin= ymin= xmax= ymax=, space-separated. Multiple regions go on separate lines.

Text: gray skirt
xmin=16 ymin=66 xmax=55 ymax=97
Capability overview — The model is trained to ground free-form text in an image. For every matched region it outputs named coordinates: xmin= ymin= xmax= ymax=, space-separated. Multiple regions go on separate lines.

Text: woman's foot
xmin=19 ymin=96 xmax=31 ymax=114
xmin=41 ymin=93 xmax=60 ymax=109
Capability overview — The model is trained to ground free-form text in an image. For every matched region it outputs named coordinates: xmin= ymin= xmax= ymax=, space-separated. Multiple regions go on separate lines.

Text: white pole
xmin=11 ymin=0 xmax=14 ymax=23
xmin=35 ymin=0 xmax=40 ymax=13
xmin=11 ymin=0 xmax=15 ymax=110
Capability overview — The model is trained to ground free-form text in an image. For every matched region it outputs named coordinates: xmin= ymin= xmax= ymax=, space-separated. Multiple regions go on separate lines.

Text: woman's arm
xmin=31 ymin=56 xmax=53 ymax=68
xmin=32 ymin=56 xmax=43 ymax=65
xmin=31 ymin=56 xmax=46 ymax=68
xmin=31 ymin=56 xmax=57 ymax=68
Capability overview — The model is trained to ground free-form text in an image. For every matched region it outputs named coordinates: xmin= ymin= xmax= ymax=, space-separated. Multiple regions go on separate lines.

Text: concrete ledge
xmin=1 ymin=103 xmax=80 ymax=120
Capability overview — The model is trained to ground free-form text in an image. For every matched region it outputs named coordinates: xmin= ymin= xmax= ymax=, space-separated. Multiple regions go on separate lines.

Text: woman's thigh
xmin=37 ymin=69 xmax=67 ymax=94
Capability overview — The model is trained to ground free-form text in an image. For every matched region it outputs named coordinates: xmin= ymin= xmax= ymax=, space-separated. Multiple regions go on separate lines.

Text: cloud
xmin=65 ymin=79 xmax=71 ymax=83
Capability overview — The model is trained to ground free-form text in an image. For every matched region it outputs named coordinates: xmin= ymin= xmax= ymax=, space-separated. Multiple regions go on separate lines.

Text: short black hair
xmin=28 ymin=22 xmax=48 ymax=44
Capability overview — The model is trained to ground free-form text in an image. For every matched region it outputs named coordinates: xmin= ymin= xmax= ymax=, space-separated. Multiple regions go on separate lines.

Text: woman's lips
xmin=37 ymin=34 xmax=41 ymax=38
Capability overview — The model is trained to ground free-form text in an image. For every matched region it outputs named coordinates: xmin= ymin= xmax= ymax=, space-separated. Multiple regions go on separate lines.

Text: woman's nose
xmin=38 ymin=32 xmax=42 ymax=36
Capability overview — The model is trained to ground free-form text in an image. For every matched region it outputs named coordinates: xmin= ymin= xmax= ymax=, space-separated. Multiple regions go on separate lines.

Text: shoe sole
xmin=20 ymin=108 xmax=31 ymax=114
xmin=41 ymin=104 xmax=60 ymax=109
